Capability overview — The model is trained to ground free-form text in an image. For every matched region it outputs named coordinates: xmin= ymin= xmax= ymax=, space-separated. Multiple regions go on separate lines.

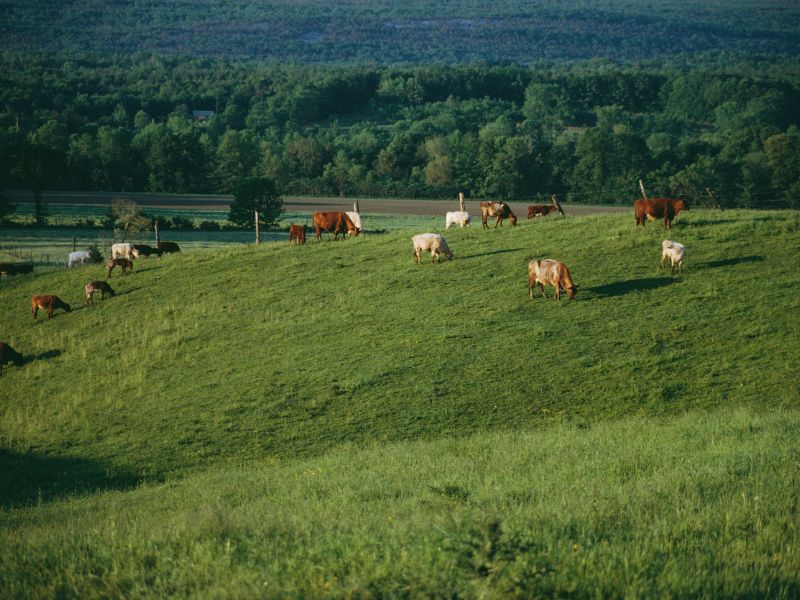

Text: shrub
xmin=170 ymin=216 xmax=195 ymax=230
xmin=86 ymin=243 xmax=104 ymax=263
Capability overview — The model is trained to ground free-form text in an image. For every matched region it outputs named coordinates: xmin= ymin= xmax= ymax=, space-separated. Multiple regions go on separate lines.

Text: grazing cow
xmin=480 ymin=202 xmax=517 ymax=228
xmin=68 ymin=250 xmax=92 ymax=268
xmin=661 ymin=240 xmax=686 ymax=274
xmin=106 ymin=257 xmax=133 ymax=277
xmin=157 ymin=241 xmax=181 ymax=255
xmin=85 ymin=280 xmax=116 ymax=305
xmin=32 ymin=295 xmax=72 ymax=320
xmin=528 ymin=259 xmax=577 ymax=300
xmin=0 ymin=341 xmax=24 ymax=372
xmin=312 ymin=211 xmax=360 ymax=241
xmin=412 ymin=233 xmax=453 ymax=264
xmin=634 ymin=198 xmax=688 ymax=229
xmin=111 ymin=243 xmax=139 ymax=260
xmin=288 ymin=224 xmax=307 ymax=245
xmin=527 ymin=204 xmax=564 ymax=218
xmin=0 ymin=263 xmax=34 ymax=278
xmin=445 ymin=211 xmax=471 ymax=229
xmin=133 ymin=244 xmax=161 ymax=258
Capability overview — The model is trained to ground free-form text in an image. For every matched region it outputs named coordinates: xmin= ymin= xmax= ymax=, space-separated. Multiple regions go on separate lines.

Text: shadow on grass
xmin=459 ymin=248 xmax=525 ymax=260
xmin=116 ymin=286 xmax=142 ymax=297
xmin=27 ymin=348 xmax=62 ymax=363
xmin=697 ymin=255 xmax=764 ymax=269
xmin=0 ymin=448 xmax=145 ymax=508
xmin=588 ymin=277 xmax=676 ymax=297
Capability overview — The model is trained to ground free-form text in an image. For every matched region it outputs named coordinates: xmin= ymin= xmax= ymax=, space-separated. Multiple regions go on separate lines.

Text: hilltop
xmin=1 ymin=210 xmax=799 ymax=596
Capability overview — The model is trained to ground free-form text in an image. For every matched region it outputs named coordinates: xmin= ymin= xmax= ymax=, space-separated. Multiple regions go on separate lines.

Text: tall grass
xmin=1 ymin=409 xmax=798 ymax=597
xmin=1 ymin=209 xmax=799 ymax=596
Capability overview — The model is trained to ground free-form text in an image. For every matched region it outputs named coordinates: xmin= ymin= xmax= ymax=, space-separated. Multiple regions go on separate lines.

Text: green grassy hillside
xmin=1 ymin=210 xmax=799 ymax=596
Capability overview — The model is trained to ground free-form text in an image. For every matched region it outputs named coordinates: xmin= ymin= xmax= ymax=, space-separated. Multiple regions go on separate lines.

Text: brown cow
xmin=634 ymin=198 xmax=688 ymax=229
xmin=289 ymin=223 xmax=306 ymax=245
xmin=312 ymin=211 xmax=360 ymax=241
xmin=32 ymin=295 xmax=72 ymax=320
xmin=480 ymin=202 xmax=517 ymax=228
xmin=0 ymin=341 xmax=24 ymax=372
xmin=106 ymin=257 xmax=133 ymax=278
xmin=527 ymin=204 xmax=564 ymax=218
xmin=528 ymin=259 xmax=577 ymax=301
xmin=157 ymin=241 xmax=181 ymax=255
xmin=133 ymin=244 xmax=161 ymax=258
xmin=85 ymin=281 xmax=116 ymax=305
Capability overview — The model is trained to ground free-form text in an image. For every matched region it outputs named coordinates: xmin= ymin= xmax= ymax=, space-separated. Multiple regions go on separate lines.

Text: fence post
xmin=255 ymin=208 xmax=260 ymax=245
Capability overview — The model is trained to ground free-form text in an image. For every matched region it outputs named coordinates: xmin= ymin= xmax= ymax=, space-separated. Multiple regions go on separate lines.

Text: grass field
xmin=1 ymin=209 xmax=799 ymax=596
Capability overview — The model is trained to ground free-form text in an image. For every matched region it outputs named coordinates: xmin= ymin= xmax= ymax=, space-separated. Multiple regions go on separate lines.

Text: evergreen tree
xmin=229 ymin=177 xmax=283 ymax=229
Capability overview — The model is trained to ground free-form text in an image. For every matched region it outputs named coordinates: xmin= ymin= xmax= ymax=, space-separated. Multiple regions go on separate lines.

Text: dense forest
xmin=2 ymin=51 xmax=799 ymax=213
xmin=2 ymin=0 xmax=799 ymax=62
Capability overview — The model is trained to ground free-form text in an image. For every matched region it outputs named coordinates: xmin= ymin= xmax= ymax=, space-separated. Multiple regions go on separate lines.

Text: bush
xmin=86 ymin=243 xmax=104 ymax=263
xmin=170 ymin=216 xmax=195 ymax=230
xmin=198 ymin=220 xmax=221 ymax=231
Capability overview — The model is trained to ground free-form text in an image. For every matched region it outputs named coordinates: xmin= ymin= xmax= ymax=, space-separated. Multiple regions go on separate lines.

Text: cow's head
xmin=566 ymin=285 xmax=577 ymax=300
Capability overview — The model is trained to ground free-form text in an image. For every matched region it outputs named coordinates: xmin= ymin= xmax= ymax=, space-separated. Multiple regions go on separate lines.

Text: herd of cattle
xmin=1 ymin=197 xmax=689 ymax=372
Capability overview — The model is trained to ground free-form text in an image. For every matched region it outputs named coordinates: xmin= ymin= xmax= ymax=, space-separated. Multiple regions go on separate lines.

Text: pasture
xmin=1 ymin=209 xmax=799 ymax=597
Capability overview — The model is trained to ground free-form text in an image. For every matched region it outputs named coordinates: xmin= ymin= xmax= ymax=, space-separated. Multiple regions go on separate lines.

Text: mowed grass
xmin=1 ymin=209 xmax=799 ymax=596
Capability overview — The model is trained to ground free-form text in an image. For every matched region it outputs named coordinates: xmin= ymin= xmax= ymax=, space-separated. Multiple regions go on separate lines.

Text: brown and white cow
xmin=106 ymin=257 xmax=133 ymax=278
xmin=289 ymin=223 xmax=306 ymax=245
xmin=527 ymin=204 xmax=564 ymax=218
xmin=85 ymin=281 xmax=116 ymax=305
xmin=528 ymin=259 xmax=577 ymax=300
xmin=32 ymin=295 xmax=72 ymax=320
xmin=634 ymin=198 xmax=688 ymax=229
xmin=480 ymin=202 xmax=517 ymax=228
xmin=312 ymin=211 xmax=360 ymax=241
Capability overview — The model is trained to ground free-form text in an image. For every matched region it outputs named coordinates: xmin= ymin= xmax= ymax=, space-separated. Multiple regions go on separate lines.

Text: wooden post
xmin=154 ymin=220 xmax=160 ymax=244
xmin=72 ymin=237 xmax=77 ymax=252
xmin=551 ymin=194 xmax=564 ymax=215
xmin=353 ymin=200 xmax=360 ymax=213
xmin=458 ymin=192 xmax=465 ymax=212
xmin=639 ymin=180 xmax=649 ymax=200
xmin=254 ymin=208 xmax=260 ymax=245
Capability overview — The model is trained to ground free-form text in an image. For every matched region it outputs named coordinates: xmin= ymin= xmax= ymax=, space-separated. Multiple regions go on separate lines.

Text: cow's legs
xmin=538 ymin=283 xmax=547 ymax=299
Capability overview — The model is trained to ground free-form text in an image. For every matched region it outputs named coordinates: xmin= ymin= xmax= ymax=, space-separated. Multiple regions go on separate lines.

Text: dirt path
xmin=7 ymin=191 xmax=629 ymax=217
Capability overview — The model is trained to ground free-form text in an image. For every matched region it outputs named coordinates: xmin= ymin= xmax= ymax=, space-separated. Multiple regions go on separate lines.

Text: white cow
xmin=661 ymin=240 xmax=685 ymax=274
xmin=68 ymin=251 xmax=91 ymax=268
xmin=412 ymin=233 xmax=453 ymax=264
xmin=345 ymin=211 xmax=362 ymax=234
xmin=445 ymin=211 xmax=471 ymax=229
xmin=111 ymin=243 xmax=139 ymax=260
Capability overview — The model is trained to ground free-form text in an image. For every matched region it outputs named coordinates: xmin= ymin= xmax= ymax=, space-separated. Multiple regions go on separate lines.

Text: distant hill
xmin=3 ymin=0 xmax=800 ymax=62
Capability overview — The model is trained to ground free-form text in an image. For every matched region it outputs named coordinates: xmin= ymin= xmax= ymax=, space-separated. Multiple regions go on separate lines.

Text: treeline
xmin=2 ymin=1 xmax=799 ymax=62
xmin=1 ymin=52 xmax=800 ymax=214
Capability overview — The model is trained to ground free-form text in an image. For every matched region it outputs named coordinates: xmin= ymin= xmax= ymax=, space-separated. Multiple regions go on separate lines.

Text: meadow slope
xmin=1 ymin=210 xmax=799 ymax=596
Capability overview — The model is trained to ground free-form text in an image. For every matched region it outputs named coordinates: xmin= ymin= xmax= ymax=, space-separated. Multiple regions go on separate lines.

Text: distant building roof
xmin=192 ymin=110 xmax=215 ymax=120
